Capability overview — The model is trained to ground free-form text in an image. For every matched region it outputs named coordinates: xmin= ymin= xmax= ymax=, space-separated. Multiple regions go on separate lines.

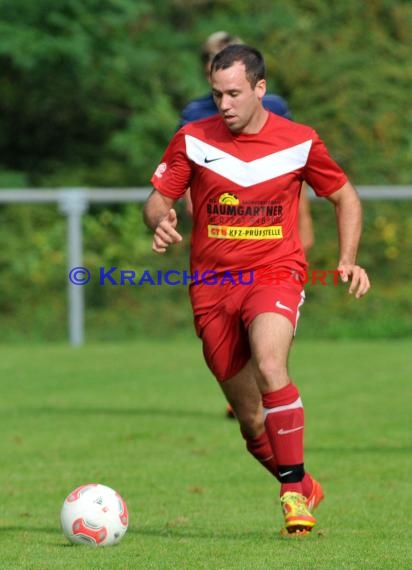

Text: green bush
xmin=0 ymin=197 xmax=411 ymax=342
xmin=0 ymin=0 xmax=411 ymax=185
xmin=0 ymin=0 xmax=411 ymax=341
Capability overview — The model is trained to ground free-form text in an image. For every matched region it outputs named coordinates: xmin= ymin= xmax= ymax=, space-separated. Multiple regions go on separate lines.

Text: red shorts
xmin=191 ymin=275 xmax=305 ymax=382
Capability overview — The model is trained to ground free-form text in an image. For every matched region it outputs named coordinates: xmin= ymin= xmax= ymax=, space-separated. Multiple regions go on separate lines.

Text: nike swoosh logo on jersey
xmin=204 ymin=156 xmax=225 ymax=163
xmin=275 ymin=300 xmax=293 ymax=312
xmin=277 ymin=426 xmax=304 ymax=435
xmin=185 ymin=135 xmax=312 ymax=187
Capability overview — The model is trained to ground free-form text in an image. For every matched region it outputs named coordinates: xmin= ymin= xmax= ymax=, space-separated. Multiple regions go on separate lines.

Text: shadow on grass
xmin=0 ymin=523 xmax=294 ymax=544
xmin=0 ymin=524 xmax=61 ymax=534
xmin=13 ymin=405 xmax=225 ymax=421
xmin=307 ymin=444 xmax=412 ymax=454
xmin=10 ymin=407 xmax=412 ymax=455
xmin=128 ymin=525 xmax=327 ymax=542
xmin=128 ymin=525 xmax=278 ymax=541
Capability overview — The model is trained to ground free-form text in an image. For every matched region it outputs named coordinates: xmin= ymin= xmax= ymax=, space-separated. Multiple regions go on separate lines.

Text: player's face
xmin=211 ymin=61 xmax=267 ymax=134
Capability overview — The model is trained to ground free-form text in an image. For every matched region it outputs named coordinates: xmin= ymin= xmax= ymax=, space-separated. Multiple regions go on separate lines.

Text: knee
xmin=255 ymin=357 xmax=288 ymax=388
xmin=238 ymin=411 xmax=264 ymax=439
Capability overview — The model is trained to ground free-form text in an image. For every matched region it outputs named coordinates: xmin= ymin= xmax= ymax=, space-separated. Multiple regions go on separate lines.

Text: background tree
xmin=0 ymin=0 xmax=411 ymax=342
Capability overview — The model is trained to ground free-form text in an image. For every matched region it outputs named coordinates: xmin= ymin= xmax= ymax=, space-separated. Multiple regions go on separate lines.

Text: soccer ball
xmin=60 ymin=483 xmax=129 ymax=546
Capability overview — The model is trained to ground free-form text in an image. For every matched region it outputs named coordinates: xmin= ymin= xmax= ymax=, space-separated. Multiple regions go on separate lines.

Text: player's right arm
xmin=143 ymin=190 xmax=183 ymax=254
xmin=145 ymin=127 xmax=192 ymax=253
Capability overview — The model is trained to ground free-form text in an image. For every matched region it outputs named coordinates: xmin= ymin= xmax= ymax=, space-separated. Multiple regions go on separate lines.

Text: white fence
xmin=1 ymin=186 xmax=411 ymax=346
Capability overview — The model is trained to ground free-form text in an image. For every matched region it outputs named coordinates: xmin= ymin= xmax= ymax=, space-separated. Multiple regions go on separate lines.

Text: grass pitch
xmin=0 ymin=338 xmax=411 ymax=569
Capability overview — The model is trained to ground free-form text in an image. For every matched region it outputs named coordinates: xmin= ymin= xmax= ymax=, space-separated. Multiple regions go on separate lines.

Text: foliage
xmin=262 ymin=1 xmax=412 ymax=183
xmin=0 ymin=200 xmax=193 ymax=342
xmin=0 ymin=198 xmax=411 ymax=342
xmin=0 ymin=0 xmax=411 ymax=341
xmin=0 ymin=0 xmax=411 ymax=185
xmin=300 ymin=198 xmax=412 ymax=339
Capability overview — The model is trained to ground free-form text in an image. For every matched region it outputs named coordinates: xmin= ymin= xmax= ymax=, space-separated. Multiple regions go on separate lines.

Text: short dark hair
xmin=210 ymin=44 xmax=266 ymax=88
xmin=200 ymin=31 xmax=243 ymax=65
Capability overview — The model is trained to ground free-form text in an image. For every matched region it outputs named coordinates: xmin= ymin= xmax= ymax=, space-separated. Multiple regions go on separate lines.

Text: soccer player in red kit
xmin=144 ymin=45 xmax=370 ymax=535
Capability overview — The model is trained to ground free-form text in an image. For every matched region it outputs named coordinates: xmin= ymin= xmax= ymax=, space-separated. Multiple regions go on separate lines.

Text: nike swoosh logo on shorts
xmin=277 ymin=426 xmax=304 ymax=435
xmin=275 ymin=300 xmax=293 ymax=313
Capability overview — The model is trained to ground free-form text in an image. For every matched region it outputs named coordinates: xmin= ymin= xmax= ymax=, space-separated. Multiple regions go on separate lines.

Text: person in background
xmin=180 ymin=32 xmax=314 ymax=418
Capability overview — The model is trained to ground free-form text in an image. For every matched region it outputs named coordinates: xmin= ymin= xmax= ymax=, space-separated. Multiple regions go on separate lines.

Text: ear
xmin=255 ymin=79 xmax=266 ymax=99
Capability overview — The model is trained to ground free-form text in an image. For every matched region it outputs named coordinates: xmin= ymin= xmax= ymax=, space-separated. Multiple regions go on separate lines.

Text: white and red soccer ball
xmin=60 ymin=483 xmax=129 ymax=546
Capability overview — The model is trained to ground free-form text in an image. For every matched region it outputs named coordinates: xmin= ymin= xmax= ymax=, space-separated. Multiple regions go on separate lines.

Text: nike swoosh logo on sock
xmin=277 ymin=426 xmax=304 ymax=435
xmin=279 ymin=470 xmax=294 ymax=478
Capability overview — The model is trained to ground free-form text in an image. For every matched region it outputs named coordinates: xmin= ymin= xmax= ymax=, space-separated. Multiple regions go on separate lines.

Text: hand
xmin=338 ymin=263 xmax=370 ymax=298
xmin=152 ymin=209 xmax=183 ymax=253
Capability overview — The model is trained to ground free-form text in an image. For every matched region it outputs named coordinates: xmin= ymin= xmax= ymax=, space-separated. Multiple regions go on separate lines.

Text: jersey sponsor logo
xmin=185 ymin=134 xmax=312 ymax=187
xmin=207 ymin=202 xmax=282 ymax=217
xmin=207 ymin=224 xmax=283 ymax=240
xmin=218 ymin=193 xmax=239 ymax=205
xmin=154 ymin=162 xmax=167 ymax=178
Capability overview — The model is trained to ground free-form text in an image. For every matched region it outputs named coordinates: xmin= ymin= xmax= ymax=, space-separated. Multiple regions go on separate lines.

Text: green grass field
xmin=0 ymin=338 xmax=411 ymax=569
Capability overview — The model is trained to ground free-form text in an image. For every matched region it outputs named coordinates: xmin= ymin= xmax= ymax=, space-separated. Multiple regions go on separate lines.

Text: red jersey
xmin=151 ymin=112 xmax=347 ymax=278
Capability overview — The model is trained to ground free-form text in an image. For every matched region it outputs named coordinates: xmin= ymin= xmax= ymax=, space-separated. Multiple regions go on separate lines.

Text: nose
xmin=219 ymin=94 xmax=232 ymax=112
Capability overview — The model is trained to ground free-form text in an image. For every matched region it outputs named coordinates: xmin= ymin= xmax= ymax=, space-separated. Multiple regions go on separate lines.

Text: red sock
xmin=262 ymin=383 xmax=305 ymax=495
xmin=301 ymin=472 xmax=313 ymax=499
xmin=241 ymin=430 xmax=280 ymax=482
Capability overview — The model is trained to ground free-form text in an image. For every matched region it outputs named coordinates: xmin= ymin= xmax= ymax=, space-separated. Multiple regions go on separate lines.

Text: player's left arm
xmin=326 ymin=181 xmax=371 ymax=298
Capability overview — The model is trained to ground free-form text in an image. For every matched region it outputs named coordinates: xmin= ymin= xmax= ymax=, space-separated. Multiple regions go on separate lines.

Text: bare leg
xmin=248 ymin=312 xmax=294 ymax=393
xmin=219 ymin=360 xmax=264 ymax=438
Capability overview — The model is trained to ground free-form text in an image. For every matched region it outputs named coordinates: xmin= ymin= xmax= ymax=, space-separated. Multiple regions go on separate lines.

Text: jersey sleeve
xmin=150 ymin=129 xmax=193 ymax=200
xmin=303 ymin=130 xmax=348 ymax=197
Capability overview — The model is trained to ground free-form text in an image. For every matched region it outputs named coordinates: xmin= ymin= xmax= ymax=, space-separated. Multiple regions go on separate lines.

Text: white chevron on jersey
xmin=185 ymin=135 xmax=313 ymax=187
